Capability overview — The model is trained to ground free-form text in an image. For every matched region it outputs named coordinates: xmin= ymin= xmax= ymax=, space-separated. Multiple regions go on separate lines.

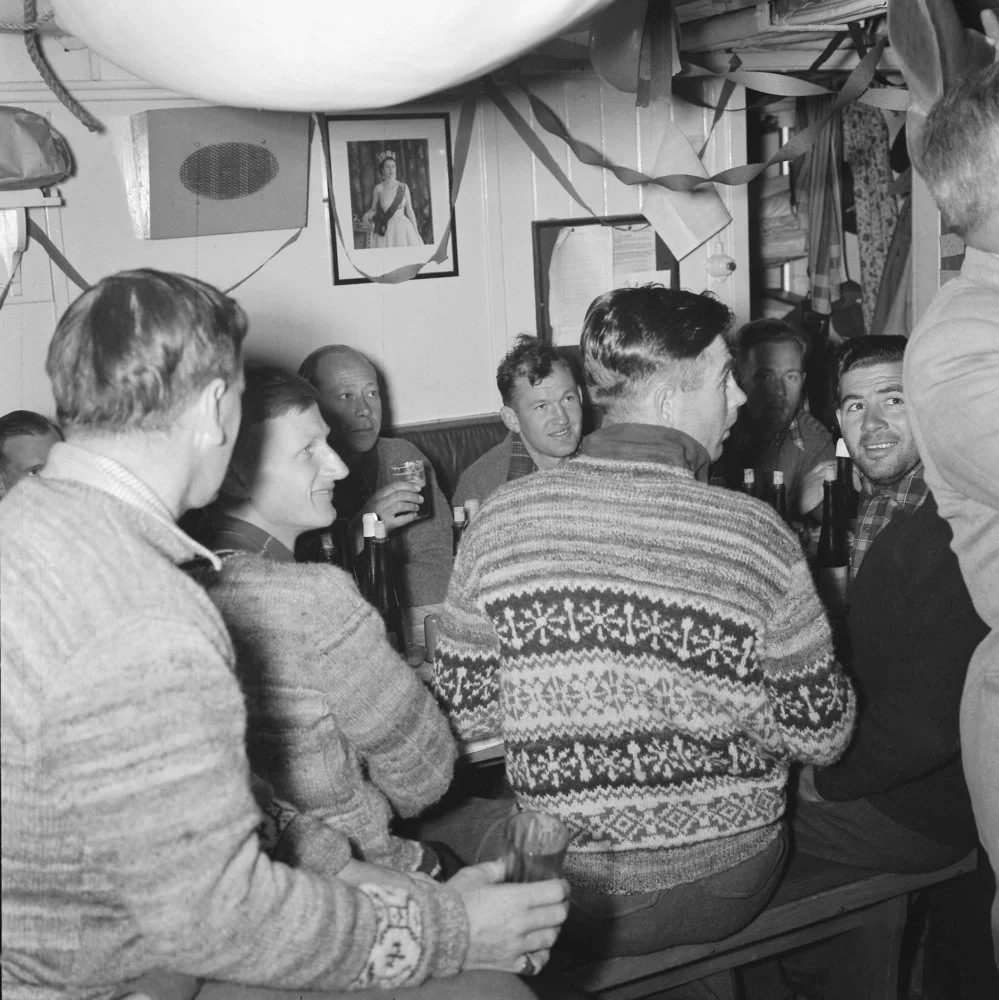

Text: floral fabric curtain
xmin=842 ymin=103 xmax=899 ymax=334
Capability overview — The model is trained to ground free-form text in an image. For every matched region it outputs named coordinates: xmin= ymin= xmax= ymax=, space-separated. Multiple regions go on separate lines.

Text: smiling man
xmin=793 ymin=337 xmax=986 ymax=875
xmin=205 ymin=366 xmax=463 ymax=880
xmin=433 ymin=285 xmax=855 ymax=960
xmin=453 ymin=335 xmax=583 ymax=508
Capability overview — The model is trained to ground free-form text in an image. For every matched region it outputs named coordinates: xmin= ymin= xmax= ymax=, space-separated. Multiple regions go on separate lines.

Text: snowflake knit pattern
xmin=434 ymin=450 xmax=856 ymax=894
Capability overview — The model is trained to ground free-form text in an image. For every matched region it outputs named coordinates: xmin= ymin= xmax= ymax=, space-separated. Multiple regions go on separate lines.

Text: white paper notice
xmin=547 ymin=226 xmax=613 ymax=348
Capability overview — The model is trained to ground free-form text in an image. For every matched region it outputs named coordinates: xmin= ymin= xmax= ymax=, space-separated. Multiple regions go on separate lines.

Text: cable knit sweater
xmin=203 ymin=547 xmax=457 ymax=872
xmin=0 ymin=444 xmax=467 ymax=1000
xmin=433 ymin=424 xmax=856 ymax=894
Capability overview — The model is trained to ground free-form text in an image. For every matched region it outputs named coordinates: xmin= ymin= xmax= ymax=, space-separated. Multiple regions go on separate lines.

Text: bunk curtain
xmin=842 ymin=102 xmax=899 ymax=334
xmin=794 ymin=94 xmax=845 ymax=316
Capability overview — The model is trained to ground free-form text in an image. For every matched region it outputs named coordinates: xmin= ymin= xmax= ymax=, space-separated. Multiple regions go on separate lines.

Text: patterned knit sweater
xmin=203 ymin=550 xmax=457 ymax=872
xmin=433 ymin=424 xmax=856 ymax=894
xmin=1 ymin=444 xmax=467 ymax=1000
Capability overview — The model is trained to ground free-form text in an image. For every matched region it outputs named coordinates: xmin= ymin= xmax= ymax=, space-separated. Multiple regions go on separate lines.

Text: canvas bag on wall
xmin=0 ymin=107 xmax=72 ymax=191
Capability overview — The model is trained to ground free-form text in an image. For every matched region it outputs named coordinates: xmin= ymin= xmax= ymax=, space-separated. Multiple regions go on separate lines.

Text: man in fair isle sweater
xmin=1 ymin=271 xmax=568 ymax=1000
xmin=433 ymin=286 xmax=856 ymax=959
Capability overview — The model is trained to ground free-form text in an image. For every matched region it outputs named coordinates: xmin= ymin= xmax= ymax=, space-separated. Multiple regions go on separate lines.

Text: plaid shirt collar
xmin=506 ymin=433 xmax=539 ymax=482
xmin=851 ymin=463 xmax=928 ymax=579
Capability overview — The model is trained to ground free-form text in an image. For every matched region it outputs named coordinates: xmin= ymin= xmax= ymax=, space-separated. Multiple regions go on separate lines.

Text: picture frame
xmin=532 ymin=215 xmax=679 ymax=345
xmin=323 ymin=113 xmax=458 ymax=285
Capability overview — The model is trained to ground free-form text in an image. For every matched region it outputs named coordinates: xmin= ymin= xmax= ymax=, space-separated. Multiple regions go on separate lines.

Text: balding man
xmin=299 ymin=346 xmax=452 ymax=646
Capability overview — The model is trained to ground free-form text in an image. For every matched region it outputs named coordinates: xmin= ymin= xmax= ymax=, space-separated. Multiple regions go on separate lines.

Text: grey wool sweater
xmin=203 ymin=549 xmax=458 ymax=872
xmin=0 ymin=443 xmax=467 ymax=1000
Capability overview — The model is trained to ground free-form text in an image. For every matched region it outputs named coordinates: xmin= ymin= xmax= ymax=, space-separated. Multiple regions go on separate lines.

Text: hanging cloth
xmin=795 ymin=94 xmax=846 ymax=316
xmin=842 ymin=102 xmax=899 ymax=334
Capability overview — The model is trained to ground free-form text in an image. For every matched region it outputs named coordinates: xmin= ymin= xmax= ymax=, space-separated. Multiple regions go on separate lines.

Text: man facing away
xmin=794 ymin=337 xmax=986 ymax=873
xmin=433 ymin=285 xmax=856 ymax=959
xmin=204 ymin=366 xmax=460 ymax=880
xmin=904 ymin=56 xmax=999 ymax=952
xmin=453 ymin=335 xmax=583 ymax=508
xmin=298 ymin=345 xmax=452 ymax=647
xmin=0 ymin=269 xmax=569 ymax=1000
xmin=716 ymin=318 xmax=834 ymax=515
xmin=0 ymin=409 xmax=61 ymax=499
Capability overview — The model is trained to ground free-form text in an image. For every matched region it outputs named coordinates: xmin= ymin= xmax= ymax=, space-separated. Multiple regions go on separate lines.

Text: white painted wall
xmin=1 ymin=35 xmax=749 ymax=425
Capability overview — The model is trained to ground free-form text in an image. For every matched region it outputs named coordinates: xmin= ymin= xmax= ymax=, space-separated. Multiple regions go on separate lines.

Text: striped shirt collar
xmin=41 ymin=441 xmax=221 ymax=570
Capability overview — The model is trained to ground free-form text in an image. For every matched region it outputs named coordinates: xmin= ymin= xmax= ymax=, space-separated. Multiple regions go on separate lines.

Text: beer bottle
xmin=835 ymin=439 xmax=859 ymax=521
xmin=357 ymin=512 xmax=379 ymax=600
xmin=817 ymin=467 xmax=849 ymax=618
xmin=452 ymin=505 xmax=467 ymax=557
xmin=464 ymin=498 xmax=481 ymax=525
xmin=740 ymin=468 xmax=756 ymax=498
xmin=771 ymin=470 xmax=789 ymax=524
xmin=370 ymin=520 xmax=405 ymax=652
xmin=318 ymin=520 xmax=353 ymax=575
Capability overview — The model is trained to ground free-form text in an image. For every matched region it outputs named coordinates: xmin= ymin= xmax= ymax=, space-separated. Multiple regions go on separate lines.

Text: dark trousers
xmin=792 ymin=795 xmax=969 ymax=873
xmin=560 ymin=828 xmax=788 ymax=961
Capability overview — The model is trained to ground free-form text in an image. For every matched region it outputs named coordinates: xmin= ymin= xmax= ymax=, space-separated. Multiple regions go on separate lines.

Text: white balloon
xmin=52 ymin=0 xmax=617 ymax=111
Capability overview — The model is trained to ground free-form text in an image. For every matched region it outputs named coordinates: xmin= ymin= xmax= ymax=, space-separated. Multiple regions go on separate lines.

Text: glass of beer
xmin=502 ymin=811 xmax=571 ymax=883
xmin=390 ymin=460 xmax=431 ymax=520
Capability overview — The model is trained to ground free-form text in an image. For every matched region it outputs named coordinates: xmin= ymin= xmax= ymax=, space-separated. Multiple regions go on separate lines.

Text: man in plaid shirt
xmin=792 ymin=336 xmax=985 ymax=873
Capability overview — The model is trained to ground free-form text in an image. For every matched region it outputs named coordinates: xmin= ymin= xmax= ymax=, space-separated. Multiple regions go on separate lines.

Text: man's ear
xmin=500 ymin=405 xmax=521 ymax=435
xmin=654 ymin=380 xmax=676 ymax=428
xmin=835 ymin=407 xmax=844 ymax=433
xmin=193 ymin=378 xmax=231 ymax=447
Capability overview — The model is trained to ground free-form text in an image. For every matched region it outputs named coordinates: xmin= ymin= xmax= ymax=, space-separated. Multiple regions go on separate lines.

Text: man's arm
xmin=906 ymin=312 xmax=999 ymax=510
xmin=314 ymin=576 xmax=457 ymax=817
xmin=391 ymin=446 xmax=454 ymax=607
xmin=760 ymin=556 xmax=857 ymax=765
xmin=431 ymin=532 xmax=503 ymax=743
xmin=64 ymin=617 xmax=468 ymax=991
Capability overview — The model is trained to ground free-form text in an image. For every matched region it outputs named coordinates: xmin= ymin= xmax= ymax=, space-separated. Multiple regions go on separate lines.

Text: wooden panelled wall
xmin=1 ymin=36 xmax=748 ymax=423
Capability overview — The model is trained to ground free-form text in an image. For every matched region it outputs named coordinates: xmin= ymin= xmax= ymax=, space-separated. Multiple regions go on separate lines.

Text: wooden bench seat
xmin=565 ymin=850 xmax=978 ymax=1000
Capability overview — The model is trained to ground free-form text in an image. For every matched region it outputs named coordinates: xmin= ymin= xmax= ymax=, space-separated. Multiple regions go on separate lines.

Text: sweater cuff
xmin=272 ymin=812 xmax=353 ymax=878
xmin=413 ymin=881 xmax=469 ymax=980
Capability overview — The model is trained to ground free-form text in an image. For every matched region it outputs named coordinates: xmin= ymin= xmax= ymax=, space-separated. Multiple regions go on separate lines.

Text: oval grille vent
xmin=179 ymin=142 xmax=279 ymax=200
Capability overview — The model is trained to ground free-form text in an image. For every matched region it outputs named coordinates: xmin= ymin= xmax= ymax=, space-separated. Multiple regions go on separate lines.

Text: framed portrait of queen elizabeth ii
xmin=323 ymin=113 xmax=458 ymax=284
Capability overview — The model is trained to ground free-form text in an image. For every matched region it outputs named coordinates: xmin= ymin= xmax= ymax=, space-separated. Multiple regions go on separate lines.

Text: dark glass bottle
xmin=817 ymin=468 xmax=849 ymax=618
xmin=452 ymin=505 xmax=467 ymax=557
xmin=370 ymin=520 xmax=405 ymax=652
xmin=740 ymin=468 xmax=756 ymax=498
xmin=836 ymin=441 xmax=860 ymax=522
xmin=771 ymin=470 xmax=789 ymax=523
xmin=357 ymin=512 xmax=378 ymax=600
xmin=317 ymin=519 xmax=353 ymax=575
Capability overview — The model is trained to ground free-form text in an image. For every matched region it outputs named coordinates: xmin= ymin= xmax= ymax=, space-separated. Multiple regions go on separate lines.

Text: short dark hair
xmin=921 ymin=62 xmax=999 ymax=239
xmin=736 ymin=318 xmax=809 ymax=363
xmin=230 ymin=366 xmax=318 ymax=468
xmin=835 ymin=335 xmax=907 ymax=401
xmin=47 ymin=269 xmax=246 ymax=434
xmin=496 ymin=335 xmax=575 ymax=406
xmin=580 ymin=285 xmax=733 ymax=408
xmin=0 ymin=410 xmax=62 ymax=478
